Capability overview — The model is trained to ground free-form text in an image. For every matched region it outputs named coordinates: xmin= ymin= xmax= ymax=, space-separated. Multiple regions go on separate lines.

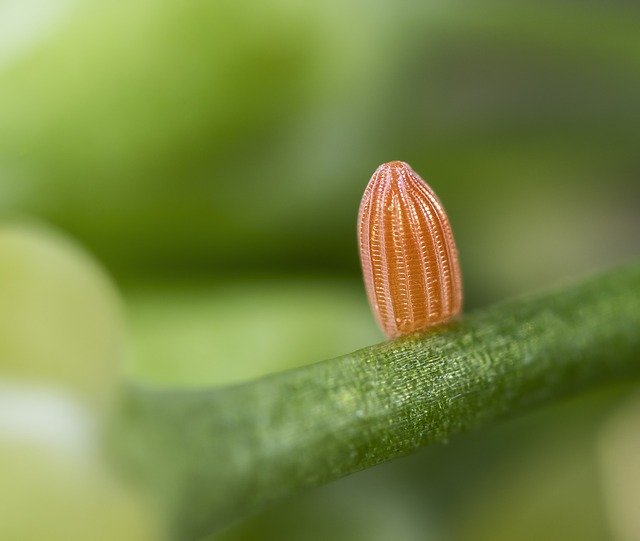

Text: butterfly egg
xmin=358 ymin=161 xmax=462 ymax=339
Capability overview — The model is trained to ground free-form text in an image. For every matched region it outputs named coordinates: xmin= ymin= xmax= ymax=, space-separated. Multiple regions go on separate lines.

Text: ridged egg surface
xmin=358 ymin=161 xmax=462 ymax=339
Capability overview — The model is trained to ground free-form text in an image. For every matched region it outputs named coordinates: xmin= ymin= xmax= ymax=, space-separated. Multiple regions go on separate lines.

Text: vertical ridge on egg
xmin=358 ymin=161 xmax=462 ymax=339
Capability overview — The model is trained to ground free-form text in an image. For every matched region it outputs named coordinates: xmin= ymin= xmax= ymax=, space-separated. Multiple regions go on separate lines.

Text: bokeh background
xmin=1 ymin=0 xmax=639 ymax=539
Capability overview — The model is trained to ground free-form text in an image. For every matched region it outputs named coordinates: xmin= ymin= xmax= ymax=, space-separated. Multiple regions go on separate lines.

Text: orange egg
xmin=358 ymin=161 xmax=463 ymax=339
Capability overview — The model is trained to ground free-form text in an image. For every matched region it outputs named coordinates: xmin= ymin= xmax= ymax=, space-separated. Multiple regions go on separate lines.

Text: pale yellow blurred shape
xmin=599 ymin=393 xmax=640 ymax=541
xmin=0 ymin=222 xmax=159 ymax=540
xmin=0 ymin=221 xmax=125 ymax=410
xmin=0 ymin=440 xmax=159 ymax=541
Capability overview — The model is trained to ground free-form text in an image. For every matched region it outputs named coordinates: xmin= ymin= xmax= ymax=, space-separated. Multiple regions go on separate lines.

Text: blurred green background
xmin=1 ymin=0 xmax=639 ymax=539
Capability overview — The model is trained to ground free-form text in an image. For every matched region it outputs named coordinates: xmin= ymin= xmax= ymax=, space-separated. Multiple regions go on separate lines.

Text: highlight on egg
xmin=357 ymin=161 xmax=463 ymax=339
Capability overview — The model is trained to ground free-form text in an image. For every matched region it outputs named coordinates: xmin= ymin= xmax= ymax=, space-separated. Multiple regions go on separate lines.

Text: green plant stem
xmin=120 ymin=263 xmax=640 ymax=539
